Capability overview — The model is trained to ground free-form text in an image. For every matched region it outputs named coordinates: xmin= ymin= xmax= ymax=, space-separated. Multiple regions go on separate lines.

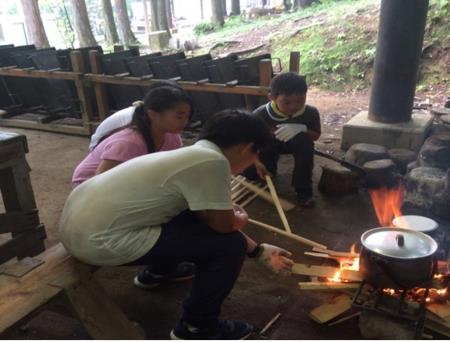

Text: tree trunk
xmin=199 ymin=0 xmax=204 ymax=20
xmin=230 ymin=0 xmax=240 ymax=16
xmin=102 ymin=0 xmax=120 ymax=45
xmin=19 ymin=0 xmax=50 ymax=48
xmin=165 ymin=0 xmax=174 ymax=29
xmin=0 ymin=23 xmax=5 ymax=42
xmin=149 ymin=0 xmax=160 ymax=31
xmin=211 ymin=0 xmax=224 ymax=26
xmin=220 ymin=0 xmax=227 ymax=16
xmin=283 ymin=0 xmax=292 ymax=12
xmin=156 ymin=0 xmax=171 ymax=37
xmin=143 ymin=0 xmax=150 ymax=33
xmin=114 ymin=0 xmax=138 ymax=46
xmin=69 ymin=0 xmax=97 ymax=47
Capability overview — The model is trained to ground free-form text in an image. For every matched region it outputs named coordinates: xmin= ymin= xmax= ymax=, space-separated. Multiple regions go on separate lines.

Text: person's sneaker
xmin=133 ymin=262 xmax=195 ymax=289
xmin=170 ymin=319 xmax=253 ymax=340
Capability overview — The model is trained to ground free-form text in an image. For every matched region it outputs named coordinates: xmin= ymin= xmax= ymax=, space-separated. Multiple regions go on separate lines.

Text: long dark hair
xmin=131 ymin=86 xmax=193 ymax=152
xmin=198 ymin=109 xmax=271 ymax=152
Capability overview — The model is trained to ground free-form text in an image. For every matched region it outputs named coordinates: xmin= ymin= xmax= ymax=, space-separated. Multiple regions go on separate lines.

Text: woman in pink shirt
xmin=72 ymin=86 xmax=193 ymax=188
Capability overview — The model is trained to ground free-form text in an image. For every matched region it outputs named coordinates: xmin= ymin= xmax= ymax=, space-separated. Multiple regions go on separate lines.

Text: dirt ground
xmin=0 ymin=89 xmax=415 ymax=339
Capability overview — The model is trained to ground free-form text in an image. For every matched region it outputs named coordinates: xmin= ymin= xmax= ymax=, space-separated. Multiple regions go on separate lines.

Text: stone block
xmin=344 ymin=143 xmax=388 ymax=166
xmin=388 ymin=148 xmax=417 ymax=174
xmin=363 ymin=159 xmax=396 ymax=188
xmin=341 ymin=111 xmax=433 ymax=151
xmin=418 ymin=132 xmax=450 ymax=169
xmin=148 ymin=30 xmax=170 ymax=51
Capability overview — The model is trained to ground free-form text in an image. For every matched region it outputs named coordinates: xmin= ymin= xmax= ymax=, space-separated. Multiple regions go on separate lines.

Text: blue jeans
xmin=127 ymin=210 xmax=247 ymax=327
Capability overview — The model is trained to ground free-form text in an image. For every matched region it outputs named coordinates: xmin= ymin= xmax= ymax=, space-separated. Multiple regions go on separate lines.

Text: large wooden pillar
xmin=368 ymin=0 xmax=429 ymax=123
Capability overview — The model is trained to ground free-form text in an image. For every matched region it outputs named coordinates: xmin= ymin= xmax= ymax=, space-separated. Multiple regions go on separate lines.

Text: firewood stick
xmin=298 ymin=282 xmax=360 ymax=291
xmin=258 ymin=312 xmax=281 ymax=336
xmin=304 ymin=251 xmax=341 ymax=261
xmin=231 ymin=186 xmax=252 ymax=201
xmin=265 ymin=175 xmax=292 ymax=233
xmin=312 ymin=247 xmax=359 ymax=259
xmin=248 ymin=218 xmax=327 ymax=250
xmin=327 ymin=312 xmax=361 ymax=326
xmin=232 ymin=176 xmax=295 ymax=211
xmin=239 ymin=184 xmax=268 ymax=207
xmin=292 ymin=263 xmax=340 ymax=278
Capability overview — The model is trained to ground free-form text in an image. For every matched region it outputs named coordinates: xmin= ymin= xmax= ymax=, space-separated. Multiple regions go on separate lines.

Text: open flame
xmin=368 ymin=183 xmax=405 ymax=227
xmin=328 ymin=244 xmax=360 ymax=282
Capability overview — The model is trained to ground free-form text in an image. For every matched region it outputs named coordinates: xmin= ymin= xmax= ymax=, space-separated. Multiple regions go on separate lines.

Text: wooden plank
xmin=309 ymin=294 xmax=352 ymax=323
xmin=70 ymin=50 xmax=94 ymax=128
xmin=64 ymin=277 xmax=145 ymax=339
xmin=292 ymin=263 xmax=339 ymax=278
xmin=0 ymin=225 xmax=46 ymax=264
xmin=339 ymin=269 xmax=363 ymax=282
xmin=259 ymin=59 xmax=272 ymax=87
xmin=328 ymin=312 xmax=361 ymax=327
xmin=312 ymin=247 xmax=359 ymax=259
xmin=0 ymin=278 xmax=62 ymax=333
xmin=427 ymin=303 xmax=450 ymax=320
xmin=233 ymin=176 xmax=295 ymax=211
xmin=85 ymin=74 xmax=269 ymax=96
xmin=0 ymin=67 xmax=79 ymax=80
xmin=248 ymin=218 xmax=327 ymax=250
xmin=298 ymin=282 xmax=360 ymax=291
xmin=239 ymin=184 xmax=268 ymax=207
xmin=0 ymin=257 xmax=43 ymax=277
xmin=289 ymin=51 xmax=301 ymax=73
xmin=0 ymin=118 xmax=90 ymax=135
xmin=265 ymin=175 xmax=292 ymax=233
xmin=88 ymin=50 xmax=109 ymax=120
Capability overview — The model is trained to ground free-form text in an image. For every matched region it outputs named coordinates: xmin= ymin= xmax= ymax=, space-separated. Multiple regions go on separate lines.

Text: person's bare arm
xmin=95 ymin=159 xmax=122 ymax=175
xmin=195 ymin=204 xmax=248 ymax=234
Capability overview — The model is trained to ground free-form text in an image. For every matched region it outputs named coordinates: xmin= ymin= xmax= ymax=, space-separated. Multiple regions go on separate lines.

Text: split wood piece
xmin=309 ymin=294 xmax=352 ymax=323
xmin=312 ymin=247 xmax=359 ymax=259
xmin=292 ymin=263 xmax=339 ymax=279
xmin=248 ymin=218 xmax=327 ymax=250
xmin=239 ymin=184 xmax=269 ymax=207
xmin=292 ymin=263 xmax=362 ymax=282
xmin=425 ymin=312 xmax=450 ymax=337
xmin=232 ymin=176 xmax=295 ymax=211
xmin=304 ymin=251 xmax=342 ymax=262
xmin=427 ymin=302 xmax=450 ymax=321
xmin=339 ymin=269 xmax=363 ymax=282
xmin=259 ymin=312 xmax=281 ymax=336
xmin=265 ymin=175 xmax=292 ymax=233
xmin=328 ymin=311 xmax=361 ymax=327
xmin=231 ymin=186 xmax=253 ymax=202
xmin=298 ymin=282 xmax=360 ymax=291
xmin=233 ymin=189 xmax=254 ymax=204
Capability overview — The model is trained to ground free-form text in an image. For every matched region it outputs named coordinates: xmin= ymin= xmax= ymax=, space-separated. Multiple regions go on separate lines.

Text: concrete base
xmin=341 ymin=110 xmax=433 ymax=152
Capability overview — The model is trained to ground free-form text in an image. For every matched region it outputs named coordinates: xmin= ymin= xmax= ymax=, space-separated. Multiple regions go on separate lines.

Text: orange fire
xmin=328 ymin=244 xmax=360 ymax=282
xmin=368 ymin=183 xmax=405 ymax=227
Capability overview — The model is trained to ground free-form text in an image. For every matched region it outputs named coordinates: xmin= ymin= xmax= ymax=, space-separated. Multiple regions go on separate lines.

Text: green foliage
xmin=193 ymin=22 xmax=217 ymax=36
xmin=40 ymin=0 xmax=75 ymax=48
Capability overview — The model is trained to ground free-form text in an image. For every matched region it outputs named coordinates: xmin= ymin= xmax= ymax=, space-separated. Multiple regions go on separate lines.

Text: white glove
xmin=257 ymin=243 xmax=294 ymax=276
xmin=274 ymin=123 xmax=307 ymax=142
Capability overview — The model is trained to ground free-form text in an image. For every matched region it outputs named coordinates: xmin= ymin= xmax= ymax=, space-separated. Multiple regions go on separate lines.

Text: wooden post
xmin=259 ymin=58 xmax=272 ymax=105
xmin=113 ymin=45 xmax=124 ymax=52
xmin=289 ymin=51 xmax=300 ymax=73
xmin=70 ymin=51 xmax=94 ymax=131
xmin=88 ymin=50 xmax=109 ymax=120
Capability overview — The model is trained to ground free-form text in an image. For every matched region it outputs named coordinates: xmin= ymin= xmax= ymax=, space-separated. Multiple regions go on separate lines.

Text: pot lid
xmin=392 ymin=215 xmax=438 ymax=232
xmin=361 ymin=227 xmax=438 ymax=259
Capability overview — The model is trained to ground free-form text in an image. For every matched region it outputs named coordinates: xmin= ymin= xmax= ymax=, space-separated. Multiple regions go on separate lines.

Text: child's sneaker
xmin=134 ymin=262 xmax=195 ymax=289
xmin=170 ymin=319 xmax=253 ymax=340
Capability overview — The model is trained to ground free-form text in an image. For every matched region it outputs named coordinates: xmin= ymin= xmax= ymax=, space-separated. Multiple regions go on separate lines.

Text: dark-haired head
xmin=132 ymin=86 xmax=193 ymax=152
xmin=198 ymin=109 xmax=271 ymax=152
xmin=269 ymin=72 xmax=307 ymax=97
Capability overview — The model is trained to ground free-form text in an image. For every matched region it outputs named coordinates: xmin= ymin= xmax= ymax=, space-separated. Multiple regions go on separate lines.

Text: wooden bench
xmin=0 ymin=242 xmax=145 ymax=339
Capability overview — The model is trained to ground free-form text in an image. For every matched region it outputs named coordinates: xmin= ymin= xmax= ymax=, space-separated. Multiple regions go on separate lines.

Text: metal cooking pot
xmin=360 ymin=227 xmax=438 ymax=289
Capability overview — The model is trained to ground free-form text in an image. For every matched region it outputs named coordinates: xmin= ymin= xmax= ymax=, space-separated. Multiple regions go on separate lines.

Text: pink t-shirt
xmin=72 ymin=128 xmax=182 ymax=188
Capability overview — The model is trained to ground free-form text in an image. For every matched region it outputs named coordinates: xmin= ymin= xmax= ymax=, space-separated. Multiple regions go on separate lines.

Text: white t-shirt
xmin=89 ymin=107 xmax=134 ymax=150
xmin=59 ymin=140 xmax=233 ymax=266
